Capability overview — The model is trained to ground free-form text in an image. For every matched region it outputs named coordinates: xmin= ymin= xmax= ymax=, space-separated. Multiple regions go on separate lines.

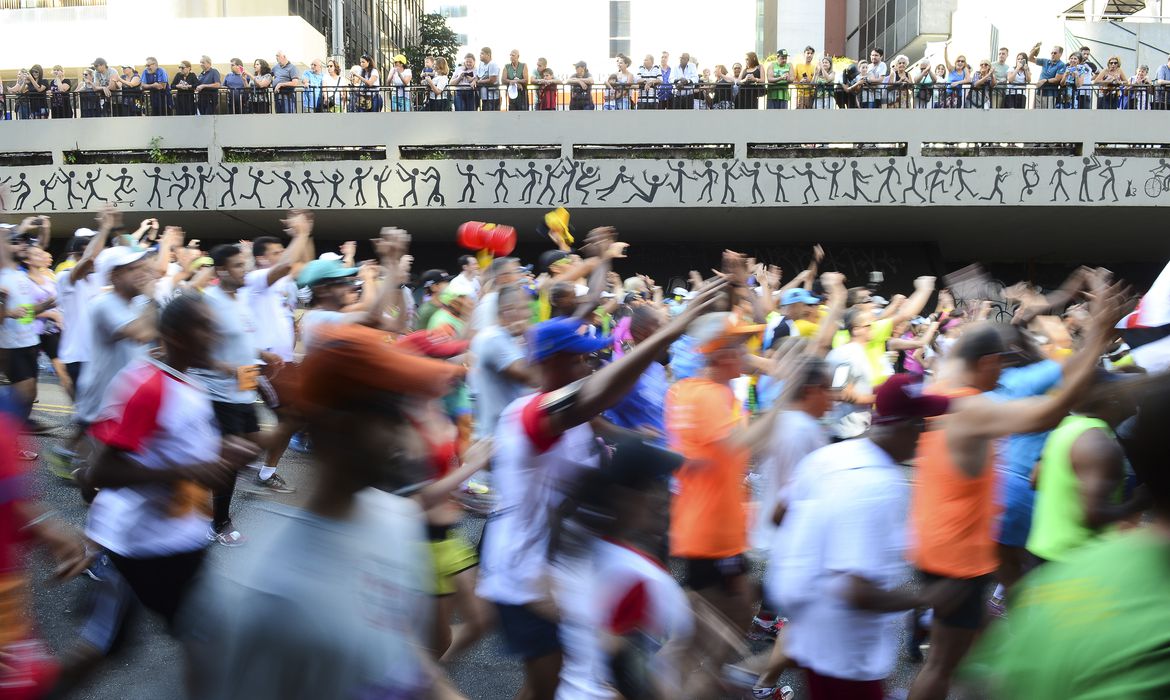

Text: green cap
xmin=297 ymin=258 xmax=360 ymax=289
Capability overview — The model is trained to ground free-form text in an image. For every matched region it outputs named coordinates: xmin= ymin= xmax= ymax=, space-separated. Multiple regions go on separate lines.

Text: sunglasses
xmin=1109 ymin=61 xmax=1119 ymax=65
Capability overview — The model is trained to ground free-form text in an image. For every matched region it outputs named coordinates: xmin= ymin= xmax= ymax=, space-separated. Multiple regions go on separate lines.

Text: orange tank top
xmin=910 ymin=385 xmax=1000 ymax=578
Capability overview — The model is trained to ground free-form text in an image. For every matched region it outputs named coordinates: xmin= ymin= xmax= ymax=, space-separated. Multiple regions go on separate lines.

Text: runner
xmin=477 ymin=274 xmax=726 ymax=700
xmin=187 ymin=322 xmax=465 ymax=699
xmin=906 ymin=274 xmax=1131 ymax=700
xmin=58 ymin=292 xmax=259 ymax=692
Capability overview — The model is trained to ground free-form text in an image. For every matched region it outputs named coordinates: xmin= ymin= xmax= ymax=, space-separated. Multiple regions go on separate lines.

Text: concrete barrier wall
xmin=2 ymin=110 xmax=1169 ymax=214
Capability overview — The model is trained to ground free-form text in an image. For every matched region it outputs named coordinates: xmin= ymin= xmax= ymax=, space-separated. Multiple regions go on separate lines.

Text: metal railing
xmin=2 ymin=83 xmax=1168 ymax=118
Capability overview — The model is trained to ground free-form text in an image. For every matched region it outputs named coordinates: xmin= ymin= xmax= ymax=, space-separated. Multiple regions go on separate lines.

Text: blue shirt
xmin=301 ymin=69 xmax=322 ymax=109
xmin=657 ymin=66 xmax=673 ymax=100
xmin=223 ymin=72 xmax=246 ymax=90
xmin=603 ymin=361 xmax=667 ymax=445
xmin=1036 ymin=57 xmax=1066 ymax=87
xmin=199 ymin=68 xmax=222 ymax=87
xmin=991 ymin=360 xmax=1063 ymax=480
xmin=141 ymin=68 xmax=168 ymax=87
xmin=668 ymin=334 xmax=701 ymax=381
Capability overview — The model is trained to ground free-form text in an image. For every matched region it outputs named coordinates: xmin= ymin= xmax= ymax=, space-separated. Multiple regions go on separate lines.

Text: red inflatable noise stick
xmin=457 ymin=221 xmax=517 ymax=268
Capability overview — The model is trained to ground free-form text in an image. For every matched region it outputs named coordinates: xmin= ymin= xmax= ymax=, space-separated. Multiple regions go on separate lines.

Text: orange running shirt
xmin=666 ymin=378 xmax=750 ymax=559
xmin=910 ymin=386 xmax=1000 ymax=578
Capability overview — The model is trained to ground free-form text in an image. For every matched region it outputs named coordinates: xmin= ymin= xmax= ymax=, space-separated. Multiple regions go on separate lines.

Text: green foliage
xmin=148 ymin=136 xmax=177 ymax=165
xmin=63 ymin=151 xmax=78 ymax=165
xmin=402 ymin=13 xmax=460 ymax=77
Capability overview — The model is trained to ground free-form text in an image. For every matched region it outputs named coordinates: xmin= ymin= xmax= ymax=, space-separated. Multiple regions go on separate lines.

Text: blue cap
xmin=529 ymin=317 xmax=611 ymax=362
xmin=780 ymin=288 xmax=820 ymax=306
xmin=297 ymin=258 xmax=360 ymax=289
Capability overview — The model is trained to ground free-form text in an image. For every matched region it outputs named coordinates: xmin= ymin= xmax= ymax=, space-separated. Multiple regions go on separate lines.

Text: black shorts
xmin=679 ymin=554 xmax=749 ymax=592
xmin=212 ymin=400 xmax=259 ymax=437
xmin=66 ymin=361 xmax=85 ymax=389
xmin=918 ymin=570 xmax=993 ymax=630
xmin=39 ymin=332 xmax=59 ymax=360
xmin=4 ymin=345 xmax=39 ymax=383
xmin=495 ymin=602 xmax=561 ymax=660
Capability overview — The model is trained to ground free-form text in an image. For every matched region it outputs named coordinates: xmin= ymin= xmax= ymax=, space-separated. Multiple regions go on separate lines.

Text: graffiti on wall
xmin=2 ymin=156 xmax=1167 ymax=213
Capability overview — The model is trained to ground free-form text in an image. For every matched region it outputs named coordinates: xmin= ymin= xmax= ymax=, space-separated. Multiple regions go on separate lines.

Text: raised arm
xmin=887 ymin=275 xmax=936 ymax=326
xmin=264 ymin=211 xmax=313 ymax=287
xmin=71 ymin=209 xmax=116 ymax=283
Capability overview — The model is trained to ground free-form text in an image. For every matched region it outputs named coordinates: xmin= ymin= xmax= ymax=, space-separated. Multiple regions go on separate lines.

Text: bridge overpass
xmin=2 ymin=109 xmax=1168 ymax=284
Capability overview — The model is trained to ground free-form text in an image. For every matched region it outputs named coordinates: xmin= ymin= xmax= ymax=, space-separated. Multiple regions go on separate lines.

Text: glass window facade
xmin=288 ymin=0 xmax=422 ymax=71
xmin=609 ymin=0 xmax=630 ymax=58
xmin=857 ymin=0 xmax=924 ymax=58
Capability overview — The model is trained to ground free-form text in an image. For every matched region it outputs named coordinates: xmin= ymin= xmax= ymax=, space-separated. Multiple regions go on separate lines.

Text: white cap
xmin=73 ymin=227 xmax=97 ymax=238
xmin=318 ymin=252 xmax=342 ymax=262
xmin=574 ymin=284 xmax=590 ymax=297
xmin=94 ymin=246 xmax=148 ymax=286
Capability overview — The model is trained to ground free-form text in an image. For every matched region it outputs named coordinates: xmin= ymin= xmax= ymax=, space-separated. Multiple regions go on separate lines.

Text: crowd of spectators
xmin=5 ymin=41 xmax=1170 ymax=117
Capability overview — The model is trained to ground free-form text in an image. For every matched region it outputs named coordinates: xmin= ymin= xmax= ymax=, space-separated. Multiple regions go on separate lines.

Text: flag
xmin=1119 ymin=259 xmax=1170 ymax=371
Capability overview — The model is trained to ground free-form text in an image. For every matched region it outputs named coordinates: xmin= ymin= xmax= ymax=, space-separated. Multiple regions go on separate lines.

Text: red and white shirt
xmin=554 ymin=540 xmax=695 ymax=700
xmin=476 ymin=392 xmax=600 ymax=606
xmin=86 ymin=360 xmax=220 ymax=558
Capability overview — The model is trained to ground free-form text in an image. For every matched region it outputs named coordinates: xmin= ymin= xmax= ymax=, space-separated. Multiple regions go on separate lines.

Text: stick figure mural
xmin=1050 ymin=159 xmax=1074 ymax=202
xmin=80 ymin=169 xmax=107 ymax=209
xmin=240 ymin=167 xmax=273 ymax=208
xmin=925 ymin=160 xmax=952 ymax=203
xmin=57 ymin=169 xmax=85 ymax=209
xmin=793 ymin=162 xmax=824 ymax=204
xmin=144 ymin=167 xmax=169 ymax=208
xmin=667 ymin=161 xmax=697 ymax=203
xmin=1099 ymin=158 xmax=1125 ymax=202
xmin=764 ymin=164 xmax=792 ymax=203
xmin=950 ymin=159 xmax=978 ymax=200
xmin=575 ymin=165 xmax=602 ymax=205
xmin=423 ymin=167 xmax=444 ymax=206
xmin=105 ymin=168 xmax=137 ymax=203
xmin=558 ymin=159 xmax=582 ymax=204
xmin=325 ymin=169 xmax=346 ymax=208
xmin=694 ymin=160 xmax=718 ymax=203
xmin=193 ymin=166 xmax=213 ymax=209
xmin=396 ymin=165 xmax=420 ymax=207
xmin=456 ymin=164 xmax=484 ymax=203
xmin=373 ymin=166 xmax=393 ymax=208
xmin=624 ymin=173 xmax=668 ymax=203
xmin=275 ymin=170 xmax=301 ymax=208
xmin=350 ymin=167 xmax=373 ymax=207
xmin=302 ymin=170 xmax=324 ymax=207
xmin=822 ymin=160 xmax=846 ymax=200
xmin=535 ymin=162 xmax=563 ymax=206
xmin=739 ymin=161 xmax=765 ymax=204
xmin=514 ymin=161 xmax=541 ymax=204
xmin=596 ymin=165 xmax=632 ymax=202
xmin=720 ymin=160 xmax=741 ymax=205
xmin=9 ymin=174 xmax=31 ymax=210
xmin=216 ymin=165 xmax=238 ymax=207
xmin=488 ymin=161 xmax=513 ymax=204
xmin=168 ymin=166 xmax=194 ymax=209
xmin=33 ymin=172 xmax=60 ymax=210
xmin=874 ymin=158 xmax=901 ymax=203
xmin=979 ymin=166 xmax=1010 ymax=204
xmin=1077 ymin=156 xmax=1100 ymax=203
xmin=842 ymin=160 xmax=873 ymax=202
xmin=902 ymin=157 xmax=925 ymax=204
xmin=1019 ymin=162 xmax=1039 ymax=202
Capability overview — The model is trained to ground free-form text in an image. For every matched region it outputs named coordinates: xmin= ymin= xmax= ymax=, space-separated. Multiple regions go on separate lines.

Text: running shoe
xmin=17 ymin=449 xmax=37 ymax=461
xmin=456 ymin=477 xmax=497 ymax=516
xmin=254 ymin=472 xmax=296 ymax=494
xmin=46 ymin=447 xmax=77 ymax=480
xmin=208 ymin=524 xmax=248 ymax=548
xmin=752 ymin=685 xmax=795 ymax=700
xmin=749 ymin=615 xmax=786 ymax=641
xmin=289 ymin=431 xmax=312 ymax=454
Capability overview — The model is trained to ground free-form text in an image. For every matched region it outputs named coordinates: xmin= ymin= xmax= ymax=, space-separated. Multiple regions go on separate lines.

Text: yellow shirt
xmin=794 ymin=61 xmax=817 ymax=82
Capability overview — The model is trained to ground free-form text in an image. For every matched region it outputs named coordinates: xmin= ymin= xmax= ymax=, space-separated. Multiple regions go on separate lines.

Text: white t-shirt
xmin=470 ymin=290 xmax=498 ymax=331
xmin=477 ymin=60 xmax=501 ymax=100
xmin=477 ymin=392 xmax=600 ymax=606
xmin=752 ymin=409 xmax=829 ymax=551
xmin=0 ymin=268 xmax=39 ymax=349
xmin=300 ymin=308 xmax=347 ymax=350
xmin=825 ymin=342 xmax=874 ymax=439
xmin=554 ymin=539 xmax=694 ymax=700
xmin=447 ymin=272 xmax=479 ymax=301
xmin=74 ymin=291 xmax=151 ymax=424
xmin=189 ymin=490 xmax=434 ymax=700
xmin=58 ymin=272 xmax=96 ymax=363
xmin=246 ymin=268 xmax=297 ymax=361
xmin=189 ymin=285 xmax=259 ymax=405
xmin=86 ymin=360 xmax=219 ymax=558
xmin=769 ymin=438 xmax=909 ymax=682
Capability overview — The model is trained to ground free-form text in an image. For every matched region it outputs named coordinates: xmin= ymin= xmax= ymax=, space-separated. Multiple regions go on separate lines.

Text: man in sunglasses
xmin=1028 ymin=42 xmax=1066 ymax=108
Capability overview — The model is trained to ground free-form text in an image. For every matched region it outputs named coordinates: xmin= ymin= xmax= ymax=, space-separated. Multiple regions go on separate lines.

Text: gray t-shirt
xmin=186 ymin=490 xmax=433 ymax=700
xmin=470 ymin=324 xmax=527 ymax=439
xmin=0 ymin=268 xmax=39 ymax=349
xmin=300 ymin=308 xmax=347 ymax=349
xmin=825 ymin=342 xmax=874 ymax=440
xmin=470 ymin=290 xmax=498 ymax=332
xmin=189 ymin=286 xmax=259 ymax=405
xmin=75 ymin=291 xmax=150 ymax=423
xmin=272 ymin=60 xmax=301 ymax=89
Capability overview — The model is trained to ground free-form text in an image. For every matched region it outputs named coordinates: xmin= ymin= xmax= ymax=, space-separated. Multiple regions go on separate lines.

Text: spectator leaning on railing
xmin=794 ymin=45 xmax=817 ymax=108
xmin=141 ymin=57 xmax=169 ymax=116
xmin=48 ymin=64 xmax=73 ymax=120
xmin=272 ymin=50 xmax=302 ymax=114
xmin=244 ymin=58 xmax=273 ymax=113
xmin=172 ymin=60 xmax=197 ymax=115
xmin=322 ymin=58 xmax=344 ymax=112
xmin=117 ymin=65 xmax=141 ymax=117
xmin=357 ymin=54 xmax=382 ymax=112
xmin=1094 ymin=56 xmax=1127 ymax=110
xmin=1064 ymin=52 xmax=1092 ymax=110
xmin=476 ymin=47 xmax=500 ymax=112
xmin=1030 ymin=42 xmax=1066 ymax=108
xmin=388 ymin=54 xmax=412 ymax=112
xmin=672 ymin=52 xmax=697 ymax=109
xmin=1005 ymin=53 xmax=1031 ymax=109
xmin=223 ymin=58 xmax=247 ymax=114
xmin=503 ymin=49 xmax=528 ymax=112
xmin=1153 ymin=54 xmax=1170 ymax=110
xmin=636 ymin=54 xmax=662 ymax=110
xmin=423 ymin=56 xmax=450 ymax=112
xmin=92 ymin=57 xmax=117 ymax=117
xmin=657 ymin=51 xmax=673 ymax=108
xmin=195 ymin=55 xmax=222 ymax=115
xmin=302 ymin=58 xmax=323 ymax=113
xmin=568 ymin=61 xmax=594 ymax=111
xmin=765 ymin=49 xmax=794 ymax=110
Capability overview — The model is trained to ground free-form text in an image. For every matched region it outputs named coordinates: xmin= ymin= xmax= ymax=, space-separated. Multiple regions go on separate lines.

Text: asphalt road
xmin=24 ymin=379 xmax=929 ymax=700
